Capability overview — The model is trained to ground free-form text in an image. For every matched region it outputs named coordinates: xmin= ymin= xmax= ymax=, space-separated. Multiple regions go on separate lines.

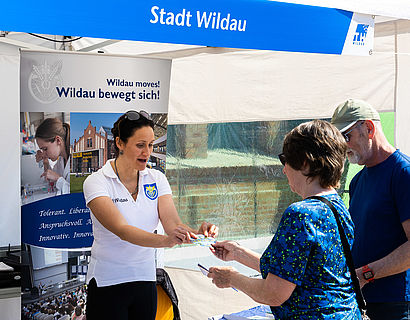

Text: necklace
xmin=114 ymin=158 xmax=139 ymax=196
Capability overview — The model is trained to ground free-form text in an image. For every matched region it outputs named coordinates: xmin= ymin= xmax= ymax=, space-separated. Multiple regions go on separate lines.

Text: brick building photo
xmin=71 ymin=120 xmax=115 ymax=174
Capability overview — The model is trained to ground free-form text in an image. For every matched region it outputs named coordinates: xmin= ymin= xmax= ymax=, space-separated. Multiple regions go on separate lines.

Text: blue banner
xmin=21 ymin=193 xmax=93 ymax=249
xmin=1 ymin=0 xmax=352 ymax=54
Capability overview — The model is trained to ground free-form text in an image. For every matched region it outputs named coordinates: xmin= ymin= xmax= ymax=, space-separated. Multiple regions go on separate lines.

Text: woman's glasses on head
xmin=118 ymin=110 xmax=152 ymax=141
xmin=124 ymin=110 xmax=151 ymax=121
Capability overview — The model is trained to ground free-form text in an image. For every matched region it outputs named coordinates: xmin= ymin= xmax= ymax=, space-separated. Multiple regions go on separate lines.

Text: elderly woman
xmin=209 ymin=120 xmax=360 ymax=319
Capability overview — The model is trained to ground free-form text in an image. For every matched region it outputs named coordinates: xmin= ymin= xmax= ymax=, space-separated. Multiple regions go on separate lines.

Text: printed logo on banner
xmin=28 ymin=60 xmax=63 ymax=104
xmin=352 ymin=24 xmax=369 ymax=46
xmin=144 ymin=183 xmax=158 ymax=200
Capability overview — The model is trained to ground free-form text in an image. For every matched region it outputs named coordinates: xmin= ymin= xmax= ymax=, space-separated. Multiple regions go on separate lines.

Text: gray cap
xmin=331 ymin=99 xmax=380 ymax=132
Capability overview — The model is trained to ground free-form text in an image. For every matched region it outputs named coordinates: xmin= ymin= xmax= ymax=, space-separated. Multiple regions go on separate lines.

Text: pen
xmin=197 ymin=263 xmax=209 ymax=276
xmin=198 ymin=263 xmax=238 ymax=292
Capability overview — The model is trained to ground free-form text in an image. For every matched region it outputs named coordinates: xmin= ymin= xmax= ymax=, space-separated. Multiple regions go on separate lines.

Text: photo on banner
xmin=19 ymin=50 xmax=171 ymax=302
xmin=21 ymin=112 xmax=71 ymax=205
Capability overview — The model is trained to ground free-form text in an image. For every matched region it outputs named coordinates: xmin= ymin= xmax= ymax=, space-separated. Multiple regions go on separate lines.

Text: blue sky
xmin=70 ymin=112 xmax=122 ymax=144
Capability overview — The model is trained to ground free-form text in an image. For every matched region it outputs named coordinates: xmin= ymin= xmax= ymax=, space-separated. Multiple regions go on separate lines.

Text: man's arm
xmin=356 ymin=219 xmax=410 ymax=288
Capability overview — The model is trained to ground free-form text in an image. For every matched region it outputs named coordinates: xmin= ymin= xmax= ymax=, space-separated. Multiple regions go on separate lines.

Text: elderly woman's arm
xmin=210 ymin=241 xmax=296 ymax=306
xmin=208 ymin=266 xmax=295 ymax=306
xmin=211 ymin=241 xmax=261 ymax=271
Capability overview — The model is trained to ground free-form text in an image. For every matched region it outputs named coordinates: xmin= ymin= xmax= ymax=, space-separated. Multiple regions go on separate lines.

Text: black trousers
xmin=86 ymin=278 xmax=157 ymax=320
xmin=366 ymin=302 xmax=410 ymax=320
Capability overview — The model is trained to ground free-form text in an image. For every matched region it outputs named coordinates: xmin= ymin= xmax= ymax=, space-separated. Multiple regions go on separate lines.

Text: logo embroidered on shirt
xmin=144 ymin=183 xmax=158 ymax=200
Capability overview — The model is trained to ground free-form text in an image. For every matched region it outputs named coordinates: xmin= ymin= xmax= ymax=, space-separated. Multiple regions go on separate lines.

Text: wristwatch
xmin=362 ymin=265 xmax=375 ymax=283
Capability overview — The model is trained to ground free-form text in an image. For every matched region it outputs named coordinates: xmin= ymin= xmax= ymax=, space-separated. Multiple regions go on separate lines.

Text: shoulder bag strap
xmin=306 ymin=195 xmax=367 ymax=311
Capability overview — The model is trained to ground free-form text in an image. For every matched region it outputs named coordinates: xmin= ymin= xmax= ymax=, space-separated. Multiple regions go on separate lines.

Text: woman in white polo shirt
xmin=83 ymin=110 xmax=218 ymax=320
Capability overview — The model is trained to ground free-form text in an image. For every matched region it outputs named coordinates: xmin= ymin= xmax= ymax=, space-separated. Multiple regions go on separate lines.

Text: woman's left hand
xmin=198 ymin=222 xmax=219 ymax=238
xmin=208 ymin=266 xmax=237 ymax=288
xmin=41 ymin=169 xmax=61 ymax=183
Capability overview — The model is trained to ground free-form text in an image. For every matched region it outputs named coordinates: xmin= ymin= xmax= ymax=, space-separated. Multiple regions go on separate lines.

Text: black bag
xmin=156 ymin=268 xmax=181 ymax=320
xmin=307 ymin=196 xmax=370 ymax=320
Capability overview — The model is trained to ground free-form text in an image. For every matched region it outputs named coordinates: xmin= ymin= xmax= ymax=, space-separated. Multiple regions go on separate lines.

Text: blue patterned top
xmin=260 ymin=193 xmax=360 ymax=319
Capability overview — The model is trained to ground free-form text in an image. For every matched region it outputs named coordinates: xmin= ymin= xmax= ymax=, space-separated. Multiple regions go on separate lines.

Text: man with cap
xmin=331 ymin=99 xmax=410 ymax=320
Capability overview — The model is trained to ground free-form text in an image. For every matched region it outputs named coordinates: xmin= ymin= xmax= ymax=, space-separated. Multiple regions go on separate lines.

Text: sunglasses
xmin=342 ymin=121 xmax=364 ymax=142
xmin=278 ymin=153 xmax=286 ymax=166
xmin=118 ymin=110 xmax=152 ymax=140
xmin=124 ymin=110 xmax=151 ymax=121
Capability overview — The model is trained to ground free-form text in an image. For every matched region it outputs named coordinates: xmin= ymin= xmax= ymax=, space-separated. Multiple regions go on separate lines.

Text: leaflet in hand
xmin=190 ymin=234 xmax=216 ymax=247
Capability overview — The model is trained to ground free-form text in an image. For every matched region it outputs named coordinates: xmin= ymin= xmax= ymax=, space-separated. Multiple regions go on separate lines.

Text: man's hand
xmin=355 ymin=267 xmax=368 ymax=289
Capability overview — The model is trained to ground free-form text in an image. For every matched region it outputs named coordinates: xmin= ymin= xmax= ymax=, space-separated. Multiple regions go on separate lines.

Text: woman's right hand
xmin=210 ymin=240 xmax=240 ymax=262
xmin=164 ymin=225 xmax=192 ymax=247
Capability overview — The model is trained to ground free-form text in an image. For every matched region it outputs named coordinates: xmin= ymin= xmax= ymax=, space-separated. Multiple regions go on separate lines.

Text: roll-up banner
xmin=20 ymin=50 xmax=171 ymax=249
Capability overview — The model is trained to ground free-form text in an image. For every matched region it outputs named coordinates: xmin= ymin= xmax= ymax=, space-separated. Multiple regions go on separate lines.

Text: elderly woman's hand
xmin=210 ymin=240 xmax=240 ymax=262
xmin=197 ymin=222 xmax=218 ymax=238
xmin=208 ymin=266 xmax=238 ymax=289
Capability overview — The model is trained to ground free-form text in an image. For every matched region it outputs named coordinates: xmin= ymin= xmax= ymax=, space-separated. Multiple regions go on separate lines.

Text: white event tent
xmin=1 ymin=0 xmax=410 ymax=318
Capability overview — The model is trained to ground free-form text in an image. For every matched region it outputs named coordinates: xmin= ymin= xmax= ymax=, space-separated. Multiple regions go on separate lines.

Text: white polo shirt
xmin=83 ymin=159 xmax=172 ymax=287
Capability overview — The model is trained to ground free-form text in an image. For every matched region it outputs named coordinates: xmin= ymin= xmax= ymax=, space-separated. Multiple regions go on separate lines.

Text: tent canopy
xmin=0 ymin=0 xmax=375 ymax=54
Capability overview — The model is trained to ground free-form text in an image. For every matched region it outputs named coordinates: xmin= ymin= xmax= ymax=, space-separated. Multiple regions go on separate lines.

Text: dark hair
xmin=111 ymin=110 xmax=155 ymax=157
xmin=282 ymin=119 xmax=347 ymax=188
xmin=74 ymin=305 xmax=82 ymax=316
xmin=35 ymin=118 xmax=70 ymax=157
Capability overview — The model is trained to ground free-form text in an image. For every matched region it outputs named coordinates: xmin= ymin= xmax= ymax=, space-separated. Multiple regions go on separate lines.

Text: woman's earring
xmin=119 ymin=150 xmax=124 ymax=155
